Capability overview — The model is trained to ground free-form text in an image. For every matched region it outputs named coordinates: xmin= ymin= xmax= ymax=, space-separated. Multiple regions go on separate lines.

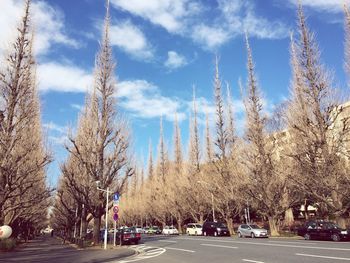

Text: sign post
xmin=113 ymin=192 xmax=119 ymax=246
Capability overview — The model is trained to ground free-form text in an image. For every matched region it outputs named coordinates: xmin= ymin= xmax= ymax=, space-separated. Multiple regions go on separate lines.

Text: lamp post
xmin=96 ymin=181 xmax=109 ymax=250
xmin=197 ymin=181 xmax=215 ymax=222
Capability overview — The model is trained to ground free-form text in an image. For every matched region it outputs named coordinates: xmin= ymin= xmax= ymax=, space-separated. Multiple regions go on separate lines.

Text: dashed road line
xmin=158 ymin=240 xmax=177 ymax=243
xmin=242 ymin=259 xmax=265 ymax=263
xmin=296 ymin=253 xmax=350 ymax=261
xmin=201 ymin=243 xmax=238 ymax=249
xmin=268 ymin=240 xmax=317 ymax=245
xmin=164 ymin=247 xmax=195 ymax=253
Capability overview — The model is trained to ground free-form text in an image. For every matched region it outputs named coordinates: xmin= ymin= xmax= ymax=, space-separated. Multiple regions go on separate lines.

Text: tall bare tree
xmin=286 ymin=5 xmax=350 ymax=228
xmin=63 ymin=1 xmax=132 ymax=243
xmin=0 ymin=0 xmax=51 ymax=234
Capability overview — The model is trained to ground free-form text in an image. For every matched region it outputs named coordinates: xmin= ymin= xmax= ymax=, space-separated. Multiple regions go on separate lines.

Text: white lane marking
xmin=158 ymin=240 xmax=177 ymax=243
xmin=177 ymin=237 xmax=350 ymax=251
xmin=268 ymin=240 xmax=317 ymax=245
xmin=242 ymin=259 xmax=265 ymax=263
xmin=201 ymin=243 xmax=238 ymax=249
xmin=116 ymin=245 xmax=166 ymax=263
xmin=296 ymin=253 xmax=350 ymax=261
xmin=164 ymin=247 xmax=195 ymax=253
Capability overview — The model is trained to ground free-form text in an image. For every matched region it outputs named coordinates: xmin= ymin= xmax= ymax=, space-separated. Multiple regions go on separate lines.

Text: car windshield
xmin=217 ymin=223 xmax=227 ymax=228
xmin=152 ymin=226 xmax=159 ymax=229
xmin=195 ymin=224 xmax=202 ymax=228
xmin=249 ymin=225 xmax=261 ymax=229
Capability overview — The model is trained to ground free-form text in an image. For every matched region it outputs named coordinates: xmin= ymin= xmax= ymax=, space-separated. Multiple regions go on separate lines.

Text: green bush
xmin=0 ymin=238 xmax=17 ymax=251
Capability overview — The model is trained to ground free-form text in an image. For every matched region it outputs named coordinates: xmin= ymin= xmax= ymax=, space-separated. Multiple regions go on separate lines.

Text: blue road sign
xmin=113 ymin=193 xmax=119 ymax=201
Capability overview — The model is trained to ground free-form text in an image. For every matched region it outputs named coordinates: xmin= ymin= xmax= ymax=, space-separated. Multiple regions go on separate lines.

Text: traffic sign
xmin=113 ymin=213 xmax=119 ymax=221
xmin=113 ymin=193 xmax=119 ymax=201
xmin=113 ymin=205 xmax=119 ymax=213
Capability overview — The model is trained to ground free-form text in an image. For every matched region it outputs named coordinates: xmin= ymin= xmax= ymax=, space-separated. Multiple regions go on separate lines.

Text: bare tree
xmin=63 ymin=1 xmax=132 ymax=243
xmin=242 ymin=35 xmax=296 ymax=236
xmin=286 ymin=5 xmax=350 ymax=228
xmin=0 ymin=0 xmax=51 ymax=235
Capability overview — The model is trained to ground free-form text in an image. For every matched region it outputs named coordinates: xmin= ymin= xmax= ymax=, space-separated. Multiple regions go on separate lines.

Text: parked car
xmin=202 ymin=222 xmax=230 ymax=236
xmin=143 ymin=226 xmax=150 ymax=234
xmin=162 ymin=226 xmax=179 ymax=235
xmin=186 ymin=223 xmax=203 ymax=236
xmin=117 ymin=227 xmax=141 ymax=245
xmin=238 ymin=224 xmax=268 ymax=238
xmin=134 ymin=226 xmax=144 ymax=234
xmin=297 ymin=220 xmax=350 ymax=242
xmin=147 ymin=226 xmax=162 ymax=235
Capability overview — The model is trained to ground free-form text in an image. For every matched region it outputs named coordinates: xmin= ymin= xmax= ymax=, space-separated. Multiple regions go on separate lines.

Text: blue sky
xmin=0 ymin=0 xmax=349 ymax=187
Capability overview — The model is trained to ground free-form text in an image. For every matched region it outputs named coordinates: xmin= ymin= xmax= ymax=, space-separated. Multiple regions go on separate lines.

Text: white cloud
xmin=0 ymin=0 xmax=79 ymax=56
xmin=110 ymin=0 xmax=201 ymax=33
xmin=164 ymin=51 xmax=188 ymax=69
xmin=43 ymin=122 xmax=68 ymax=134
xmin=43 ymin=122 xmax=69 ymax=146
xmin=111 ymin=0 xmax=288 ymax=50
xmin=288 ymin=0 xmax=350 ymax=13
xmin=218 ymin=0 xmax=288 ymax=40
xmin=192 ymin=24 xmax=232 ymax=50
xmin=71 ymin=104 xmax=83 ymax=111
xmin=110 ymin=20 xmax=154 ymax=60
xmin=117 ymin=80 xmax=186 ymax=121
xmin=37 ymin=62 xmax=93 ymax=93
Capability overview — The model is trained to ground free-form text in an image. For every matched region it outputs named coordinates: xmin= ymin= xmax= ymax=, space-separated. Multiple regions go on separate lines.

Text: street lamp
xmin=197 ymin=180 xmax=216 ymax=222
xmin=96 ymin=180 xmax=109 ymax=250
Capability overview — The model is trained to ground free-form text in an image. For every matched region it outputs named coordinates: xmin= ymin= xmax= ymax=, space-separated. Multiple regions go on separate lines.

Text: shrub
xmin=0 ymin=238 xmax=17 ymax=251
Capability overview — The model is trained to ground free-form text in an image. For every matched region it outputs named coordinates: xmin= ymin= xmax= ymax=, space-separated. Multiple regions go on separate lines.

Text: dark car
xmin=202 ymin=222 xmax=230 ymax=236
xmin=117 ymin=227 xmax=141 ymax=245
xmin=297 ymin=220 xmax=350 ymax=242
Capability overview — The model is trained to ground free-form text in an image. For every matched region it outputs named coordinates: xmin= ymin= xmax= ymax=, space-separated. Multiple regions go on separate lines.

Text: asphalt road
xmin=115 ymin=235 xmax=350 ymax=263
xmin=0 ymin=235 xmax=134 ymax=263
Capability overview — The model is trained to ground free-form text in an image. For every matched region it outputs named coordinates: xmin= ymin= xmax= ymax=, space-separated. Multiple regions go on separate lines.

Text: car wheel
xmin=204 ymin=231 xmax=207 ymax=236
xmin=251 ymin=232 xmax=255 ymax=238
xmin=304 ymin=233 xmax=311 ymax=240
xmin=214 ymin=231 xmax=218 ymax=237
xmin=134 ymin=240 xmax=139 ymax=245
xmin=331 ymin=234 xmax=340 ymax=242
xmin=238 ymin=232 xmax=242 ymax=238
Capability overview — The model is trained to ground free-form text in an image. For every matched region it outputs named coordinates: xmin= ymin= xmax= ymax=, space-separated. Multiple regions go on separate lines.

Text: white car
xmin=186 ymin=223 xmax=203 ymax=236
xmin=238 ymin=224 xmax=268 ymax=238
xmin=134 ymin=226 xmax=144 ymax=233
xmin=162 ymin=226 xmax=179 ymax=235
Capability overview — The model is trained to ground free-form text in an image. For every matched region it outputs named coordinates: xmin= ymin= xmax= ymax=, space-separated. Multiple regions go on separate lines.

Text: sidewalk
xmin=0 ymin=235 xmax=135 ymax=263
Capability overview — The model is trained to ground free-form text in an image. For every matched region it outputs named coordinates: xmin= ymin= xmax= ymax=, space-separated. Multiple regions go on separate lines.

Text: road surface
xmin=116 ymin=234 xmax=350 ymax=263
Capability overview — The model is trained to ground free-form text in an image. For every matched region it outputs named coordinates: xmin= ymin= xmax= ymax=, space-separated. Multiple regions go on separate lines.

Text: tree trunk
xmin=284 ymin=208 xmax=294 ymax=228
xmin=268 ymin=216 xmax=280 ymax=236
xmin=93 ymin=216 xmax=101 ymax=244
xmin=199 ymin=213 xmax=204 ymax=225
xmin=225 ymin=217 xmax=234 ymax=235
xmin=177 ymin=213 xmax=183 ymax=234
xmin=81 ymin=208 xmax=87 ymax=239
xmin=335 ymin=215 xmax=347 ymax=229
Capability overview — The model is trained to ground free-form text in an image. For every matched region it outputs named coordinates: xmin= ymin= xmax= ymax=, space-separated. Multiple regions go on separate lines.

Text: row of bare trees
xmin=119 ymin=5 xmax=350 ymax=236
xmin=0 ymin=0 xmax=52 ymax=240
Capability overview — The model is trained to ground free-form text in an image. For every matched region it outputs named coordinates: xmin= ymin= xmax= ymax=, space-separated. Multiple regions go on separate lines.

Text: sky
xmin=0 ymin=0 xmax=349 ymax=187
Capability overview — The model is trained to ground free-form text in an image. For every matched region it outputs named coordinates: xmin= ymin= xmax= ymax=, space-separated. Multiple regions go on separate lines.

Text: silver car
xmin=238 ymin=224 xmax=268 ymax=238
